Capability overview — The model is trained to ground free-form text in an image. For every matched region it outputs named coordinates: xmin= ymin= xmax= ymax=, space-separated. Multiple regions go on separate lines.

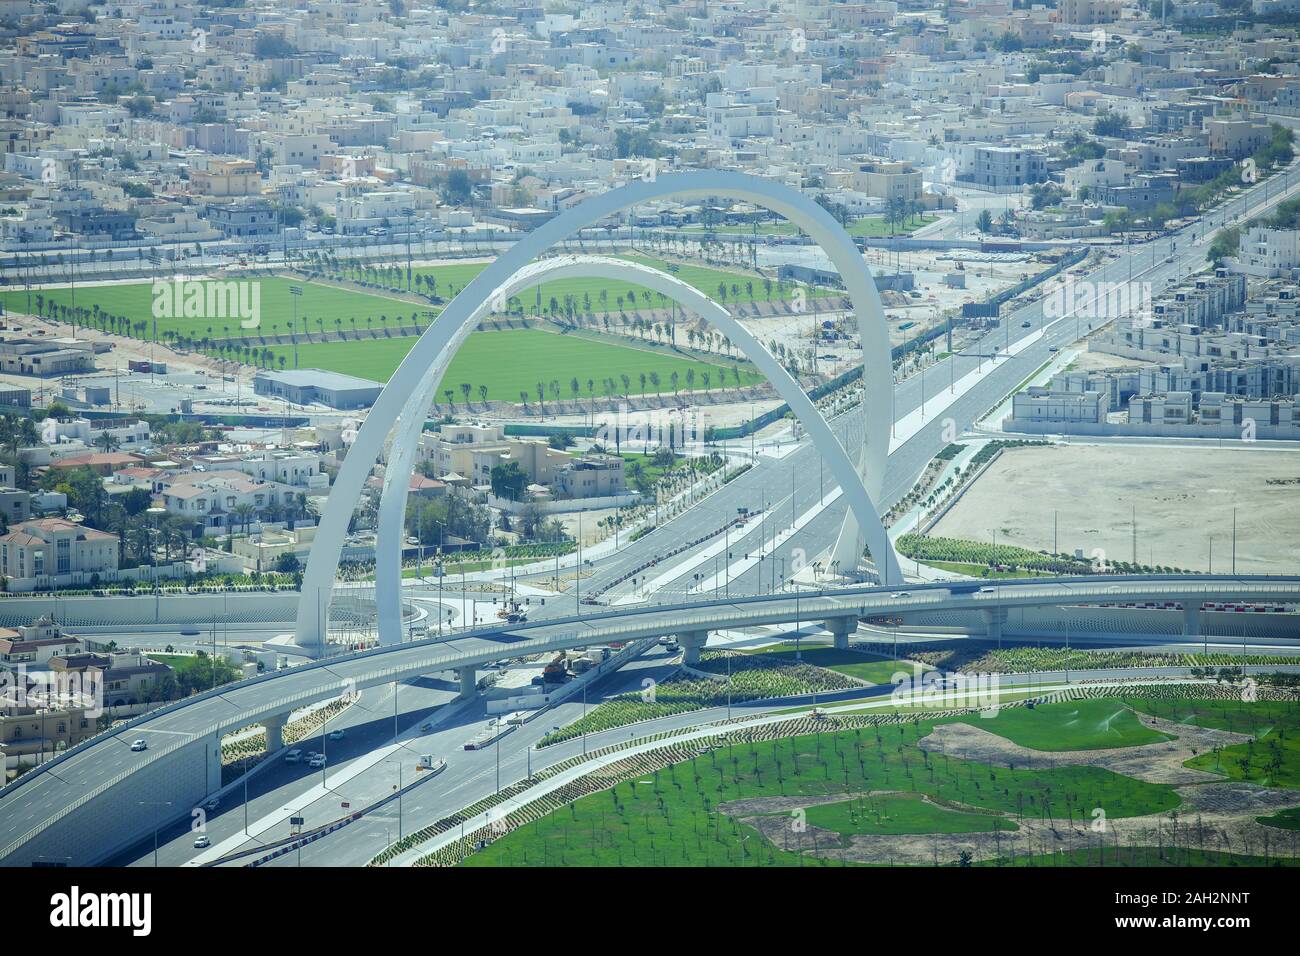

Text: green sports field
xmin=4 ymin=253 xmax=825 ymax=348
xmin=267 ymin=327 xmax=764 ymax=395
xmin=1 ymin=276 xmax=426 ymax=342
xmin=405 ymin=253 xmax=827 ymax=307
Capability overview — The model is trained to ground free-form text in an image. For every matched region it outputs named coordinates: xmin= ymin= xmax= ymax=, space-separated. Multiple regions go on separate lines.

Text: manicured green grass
xmin=263 ymin=327 xmax=763 ymax=393
xmin=966 ymin=699 xmax=1173 ymax=752
xmin=406 ymin=253 xmax=821 ymax=308
xmin=462 ymin=719 xmax=1180 ymax=866
xmin=5 ymin=253 xmax=808 ymax=349
xmin=741 ymin=643 xmax=924 ymax=685
xmin=3 ymin=277 xmax=423 ymax=342
xmin=1126 ymin=698 xmax=1300 ymax=789
xmin=922 ymin=560 xmax=1048 ymax=580
xmin=1258 ymin=806 xmax=1300 ymax=831
xmin=804 ymin=791 xmax=1018 ymax=838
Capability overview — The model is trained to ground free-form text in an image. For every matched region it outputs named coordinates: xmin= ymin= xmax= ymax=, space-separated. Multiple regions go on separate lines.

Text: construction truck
xmin=542 ymin=653 xmax=569 ymax=683
xmin=497 ymin=599 xmax=527 ymax=624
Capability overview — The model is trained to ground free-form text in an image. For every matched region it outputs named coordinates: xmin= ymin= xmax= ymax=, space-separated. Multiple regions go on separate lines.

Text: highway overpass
xmin=1 ymin=573 xmax=1297 ymax=867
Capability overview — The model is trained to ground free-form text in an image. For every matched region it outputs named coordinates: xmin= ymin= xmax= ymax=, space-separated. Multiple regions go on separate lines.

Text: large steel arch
xmin=373 ymin=255 xmax=901 ymax=647
xmin=294 ymin=172 xmax=894 ymax=654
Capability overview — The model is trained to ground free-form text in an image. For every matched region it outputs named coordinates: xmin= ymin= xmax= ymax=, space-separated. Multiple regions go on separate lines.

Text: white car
xmin=308 ymin=755 xmax=326 ymax=769
xmin=203 ymin=798 xmax=219 ymax=812
xmin=891 ymin=591 xmax=911 ymax=599
xmin=327 ymin=729 xmax=345 ymax=741
xmin=193 ymin=835 xmax=210 ymax=849
xmin=284 ymin=749 xmax=303 ymax=764
xmin=130 ymin=738 xmax=148 ymax=752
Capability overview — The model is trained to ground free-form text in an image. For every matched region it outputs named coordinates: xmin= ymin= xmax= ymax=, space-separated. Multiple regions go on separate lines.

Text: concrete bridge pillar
xmin=1182 ymin=602 xmax=1201 ymax=637
xmin=262 ymin=712 xmax=289 ymax=754
xmin=457 ymin=665 xmax=478 ymax=699
xmin=207 ymin=734 xmax=223 ymax=793
xmin=677 ymin=631 xmax=709 ymax=665
xmin=824 ymin=616 xmax=858 ymax=650
xmin=981 ymin=607 xmax=1008 ymax=645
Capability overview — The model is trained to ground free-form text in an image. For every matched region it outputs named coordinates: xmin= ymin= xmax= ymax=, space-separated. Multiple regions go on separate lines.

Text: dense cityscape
xmin=0 ymin=0 xmax=1297 ymax=929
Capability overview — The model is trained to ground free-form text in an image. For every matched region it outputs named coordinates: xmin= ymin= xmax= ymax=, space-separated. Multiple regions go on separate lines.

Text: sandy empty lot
xmin=931 ymin=444 xmax=1300 ymax=572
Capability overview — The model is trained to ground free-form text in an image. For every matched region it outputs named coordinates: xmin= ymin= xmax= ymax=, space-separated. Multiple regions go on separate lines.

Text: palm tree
xmin=229 ymin=503 xmax=257 ymax=536
xmin=94 ymin=431 xmax=120 ymax=453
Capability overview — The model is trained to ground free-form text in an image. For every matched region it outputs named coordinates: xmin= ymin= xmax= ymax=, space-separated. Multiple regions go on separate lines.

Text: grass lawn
xmin=741 ymin=643 xmax=924 ymax=685
xmin=921 ymin=561 xmax=1049 ymax=580
xmin=1126 ymin=698 xmax=1300 ymax=789
xmin=965 ymin=699 xmax=1173 ymax=752
xmin=619 ymin=450 xmax=721 ymax=484
xmin=804 ymin=791 xmax=1018 ymax=838
xmin=405 ymin=253 xmax=824 ymax=308
xmin=462 ymin=719 xmax=1179 ymax=866
xmin=263 ymin=327 xmax=764 ymax=394
xmin=151 ymin=654 xmax=202 ymax=673
xmin=1258 ymin=806 xmax=1300 ymax=831
xmin=2 ymin=276 xmax=425 ymax=342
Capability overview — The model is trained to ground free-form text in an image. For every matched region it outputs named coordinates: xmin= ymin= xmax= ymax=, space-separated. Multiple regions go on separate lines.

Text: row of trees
xmin=506 ymin=366 xmax=751 ymax=414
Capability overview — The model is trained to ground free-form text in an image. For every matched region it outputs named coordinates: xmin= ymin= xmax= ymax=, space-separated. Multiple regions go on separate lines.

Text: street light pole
xmin=139 ymin=800 xmax=172 ymax=867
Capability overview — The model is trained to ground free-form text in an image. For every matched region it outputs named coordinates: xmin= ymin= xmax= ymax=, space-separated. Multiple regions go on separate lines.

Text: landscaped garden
xmin=466 ymin=714 xmax=1182 ymax=866
xmin=963 ymin=699 xmax=1173 ymax=752
xmin=535 ymin=650 xmax=859 ymax=747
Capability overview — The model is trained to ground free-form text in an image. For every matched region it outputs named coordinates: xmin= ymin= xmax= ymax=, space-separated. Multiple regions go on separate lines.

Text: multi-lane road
xmin=8 ymin=164 xmax=1300 ymax=867
xmin=495 ymin=162 xmax=1300 ymax=617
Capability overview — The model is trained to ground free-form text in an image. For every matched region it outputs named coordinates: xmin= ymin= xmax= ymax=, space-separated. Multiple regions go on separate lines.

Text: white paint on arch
xmin=294 ymin=172 xmax=894 ymax=654
xmin=372 ymin=256 xmax=901 ymax=647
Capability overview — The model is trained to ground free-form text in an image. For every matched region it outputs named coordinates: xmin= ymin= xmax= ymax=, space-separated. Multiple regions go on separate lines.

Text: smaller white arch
xmin=294 ymin=172 xmax=897 ymax=655
xmin=374 ymin=255 xmax=900 ymax=647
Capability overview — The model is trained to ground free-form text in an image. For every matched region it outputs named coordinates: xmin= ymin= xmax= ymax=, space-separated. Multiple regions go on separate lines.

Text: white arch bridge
xmin=295 ymin=171 xmax=903 ymax=657
xmin=1 ymin=574 xmax=1297 ymax=866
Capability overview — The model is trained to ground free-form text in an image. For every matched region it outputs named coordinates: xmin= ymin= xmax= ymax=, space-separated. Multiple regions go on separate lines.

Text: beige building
xmin=850 ymin=159 xmax=922 ymax=203
xmin=50 ymin=650 xmax=173 ymax=708
xmin=0 ymin=617 xmax=83 ymax=667
xmin=1054 ymin=0 xmax=1122 ymax=23
xmin=1206 ymin=119 xmax=1271 ymax=159
xmin=418 ymin=423 xmax=571 ymax=489
xmin=0 ymin=518 xmax=119 ymax=589
xmin=555 ymin=454 xmax=628 ymax=499
xmin=189 ymin=158 xmax=262 ymax=197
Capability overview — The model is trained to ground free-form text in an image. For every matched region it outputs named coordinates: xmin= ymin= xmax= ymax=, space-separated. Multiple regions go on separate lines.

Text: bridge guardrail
xmin=3 ymin=573 xmax=1298 ymax=859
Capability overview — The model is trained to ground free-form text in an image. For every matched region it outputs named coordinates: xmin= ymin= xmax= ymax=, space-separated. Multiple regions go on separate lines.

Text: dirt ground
xmin=727 ymin=708 xmax=1300 ymax=866
xmin=930 ymin=444 xmax=1300 ymax=572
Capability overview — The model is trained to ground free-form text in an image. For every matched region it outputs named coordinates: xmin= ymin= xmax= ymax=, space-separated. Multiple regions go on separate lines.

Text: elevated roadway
xmin=1 ymin=574 xmax=1298 ymax=866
